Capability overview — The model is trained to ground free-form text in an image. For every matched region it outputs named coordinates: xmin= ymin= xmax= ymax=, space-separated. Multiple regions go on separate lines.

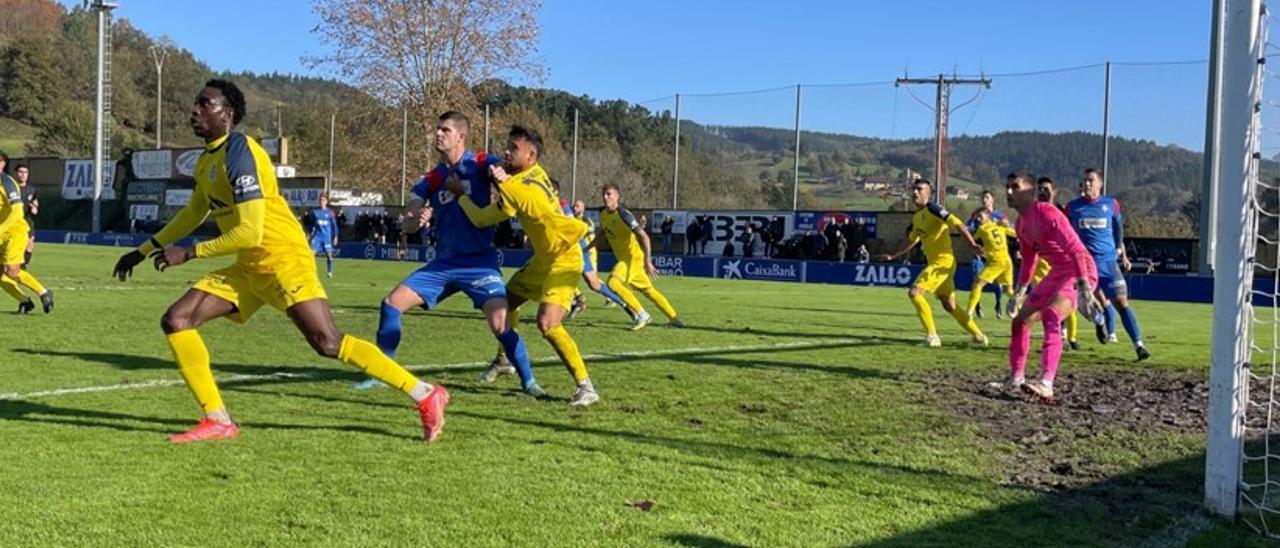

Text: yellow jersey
xmin=909 ymin=203 xmax=965 ymax=264
xmin=0 ymin=173 xmax=26 ymax=238
xmin=599 ymin=205 xmax=645 ymax=264
xmin=140 ymin=132 xmax=311 ymax=273
xmin=973 ymin=220 xmax=1015 ymax=265
xmin=489 ymin=164 xmax=587 ymax=256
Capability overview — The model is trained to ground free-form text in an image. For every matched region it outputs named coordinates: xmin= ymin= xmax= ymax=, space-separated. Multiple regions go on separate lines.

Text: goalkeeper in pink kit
xmin=996 ymin=173 xmax=1102 ymax=402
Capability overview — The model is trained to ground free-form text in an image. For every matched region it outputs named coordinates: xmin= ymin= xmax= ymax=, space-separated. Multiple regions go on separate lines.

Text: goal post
xmin=1205 ymin=0 xmax=1265 ymax=521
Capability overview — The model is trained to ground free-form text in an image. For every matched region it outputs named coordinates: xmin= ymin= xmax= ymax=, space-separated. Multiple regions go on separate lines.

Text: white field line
xmin=0 ymin=338 xmax=861 ymax=401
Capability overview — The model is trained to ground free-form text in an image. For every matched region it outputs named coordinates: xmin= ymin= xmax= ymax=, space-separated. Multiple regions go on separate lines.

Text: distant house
xmin=861 ymin=176 xmax=893 ymax=191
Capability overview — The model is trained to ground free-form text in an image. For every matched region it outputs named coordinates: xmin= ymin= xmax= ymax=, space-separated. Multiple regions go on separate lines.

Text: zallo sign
xmin=62 ymin=160 xmax=116 ymax=200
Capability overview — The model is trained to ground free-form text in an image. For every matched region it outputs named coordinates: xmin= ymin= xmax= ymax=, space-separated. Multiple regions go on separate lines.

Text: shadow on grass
xmin=0 ymin=399 xmax=412 ymax=440
xmin=10 ymin=348 xmax=366 ymax=380
xmin=664 ymin=534 xmax=750 ymax=548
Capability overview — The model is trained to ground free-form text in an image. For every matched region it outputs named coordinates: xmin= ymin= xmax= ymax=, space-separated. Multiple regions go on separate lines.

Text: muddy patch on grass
xmin=923 ymin=368 xmax=1209 ymax=491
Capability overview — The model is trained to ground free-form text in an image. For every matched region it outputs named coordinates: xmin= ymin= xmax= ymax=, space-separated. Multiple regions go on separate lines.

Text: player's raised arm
xmin=618 ymin=206 xmax=657 ymax=277
xmin=941 ymin=205 xmax=984 ymax=259
xmin=879 ymin=233 xmax=920 ymax=262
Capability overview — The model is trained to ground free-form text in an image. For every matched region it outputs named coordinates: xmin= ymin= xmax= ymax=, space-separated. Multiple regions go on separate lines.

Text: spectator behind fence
xmin=685 ymin=217 xmax=701 ymax=255
xmin=856 ymin=243 xmax=870 ymax=263
xmin=739 ymin=224 xmax=759 ymax=258
xmin=699 ymin=216 xmax=713 ymax=255
xmin=766 ymin=216 xmax=784 ymax=258
xmin=660 ymin=215 xmax=674 ymax=255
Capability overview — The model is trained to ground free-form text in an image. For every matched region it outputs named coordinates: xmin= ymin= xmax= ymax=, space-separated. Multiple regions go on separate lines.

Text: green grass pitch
xmin=0 ymin=244 xmax=1266 ymax=546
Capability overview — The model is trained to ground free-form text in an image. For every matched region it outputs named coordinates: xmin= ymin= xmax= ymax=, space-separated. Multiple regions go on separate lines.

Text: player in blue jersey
xmin=308 ymin=194 xmax=338 ymax=278
xmin=966 ymin=190 xmax=1007 ymax=319
xmin=1067 ymin=168 xmax=1150 ymax=361
xmin=353 ymin=111 xmax=546 ymax=396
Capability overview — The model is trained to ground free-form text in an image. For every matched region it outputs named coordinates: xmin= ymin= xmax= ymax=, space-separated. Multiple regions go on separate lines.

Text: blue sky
xmin=65 ymin=0 xmax=1215 ymax=149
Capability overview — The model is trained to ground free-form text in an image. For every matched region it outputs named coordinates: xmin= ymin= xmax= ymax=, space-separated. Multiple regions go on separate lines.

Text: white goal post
xmin=1205 ymin=0 xmax=1267 ymax=525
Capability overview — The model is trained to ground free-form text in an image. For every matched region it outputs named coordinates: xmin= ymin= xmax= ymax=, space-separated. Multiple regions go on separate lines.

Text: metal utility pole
xmin=672 ymin=94 xmax=681 ymax=209
xmin=571 ymin=108 xmax=579 ymax=202
xmin=89 ymin=0 xmax=118 ymax=234
xmin=401 ymin=107 xmax=408 ymax=207
xmin=327 ymin=111 xmax=335 ymax=195
xmin=1200 ymin=0 xmax=1227 ymax=275
xmin=148 ymin=43 xmax=167 ymax=149
xmin=1102 ymin=61 xmax=1112 ymax=194
xmin=895 ymin=73 xmax=992 ymax=203
xmin=792 ymin=84 xmax=802 ymax=211
xmin=484 ymin=104 xmax=491 ymax=152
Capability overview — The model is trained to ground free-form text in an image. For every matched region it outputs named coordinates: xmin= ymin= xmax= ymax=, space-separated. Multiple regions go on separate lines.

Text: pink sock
xmin=1009 ymin=320 xmax=1031 ymax=379
xmin=1040 ymin=307 xmax=1064 ymax=384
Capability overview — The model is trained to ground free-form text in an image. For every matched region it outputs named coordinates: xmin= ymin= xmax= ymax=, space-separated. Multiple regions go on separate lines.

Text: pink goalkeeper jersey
xmin=1016 ymin=201 xmax=1096 ymax=287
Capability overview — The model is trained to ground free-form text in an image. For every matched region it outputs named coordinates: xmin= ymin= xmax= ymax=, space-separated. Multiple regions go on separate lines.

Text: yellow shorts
xmin=914 ymin=260 xmax=956 ymax=297
xmin=977 ymin=260 xmax=1014 ymax=287
xmin=610 ymin=259 xmax=653 ymax=291
xmin=0 ymin=229 xmax=26 ymax=266
xmin=1032 ymin=259 xmax=1052 ymax=284
xmin=192 ymin=259 xmax=327 ymax=323
xmin=506 ymin=250 xmax=583 ymax=310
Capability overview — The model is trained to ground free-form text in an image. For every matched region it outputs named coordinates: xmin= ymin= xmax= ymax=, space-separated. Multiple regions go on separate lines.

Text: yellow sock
xmin=909 ymin=294 xmax=936 ymax=335
xmin=544 ymin=325 xmax=588 ymax=383
xmin=15 ymin=270 xmax=45 ymax=295
xmin=608 ymin=276 xmax=644 ymax=314
xmin=338 ymin=335 xmax=421 ymax=396
xmin=965 ymin=284 xmax=984 ymax=315
xmin=0 ymin=276 xmax=26 ymax=302
xmin=1066 ymin=311 xmax=1079 ymax=341
xmin=166 ymin=330 xmax=224 ymax=414
xmin=640 ymin=287 xmax=678 ymax=320
xmin=949 ymin=307 xmax=984 ymax=338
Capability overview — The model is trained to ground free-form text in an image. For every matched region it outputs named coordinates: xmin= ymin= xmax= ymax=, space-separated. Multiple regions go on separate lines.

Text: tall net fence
xmin=1242 ymin=6 xmax=1280 ymax=537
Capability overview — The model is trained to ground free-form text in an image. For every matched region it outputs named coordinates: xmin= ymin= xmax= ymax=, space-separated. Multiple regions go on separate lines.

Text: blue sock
xmin=327 ymin=256 xmax=334 ymax=276
xmin=497 ymin=329 xmax=536 ymax=388
xmin=993 ymin=285 xmax=1004 ymax=309
xmin=1119 ymin=306 xmax=1144 ymax=344
xmin=595 ymin=282 xmax=628 ymax=308
xmin=1105 ymin=303 xmax=1117 ymax=336
xmin=376 ymin=302 xmax=402 ymax=358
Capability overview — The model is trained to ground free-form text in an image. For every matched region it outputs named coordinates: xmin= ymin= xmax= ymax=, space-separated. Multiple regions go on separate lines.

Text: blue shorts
xmin=582 ymin=248 xmax=595 ymax=274
xmin=310 ymin=237 xmax=333 ymax=255
xmin=401 ymin=259 xmax=507 ymax=309
xmin=1095 ymin=257 xmax=1128 ymax=299
xmin=971 ymin=256 xmax=985 ymax=273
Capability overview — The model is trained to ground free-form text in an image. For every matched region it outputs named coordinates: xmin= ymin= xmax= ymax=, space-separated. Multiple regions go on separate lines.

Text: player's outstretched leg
xmin=0 ymin=274 xmax=32 ymax=313
xmin=638 ymin=286 xmax=681 ymax=326
xmin=161 ymin=290 xmax=240 ymax=443
xmin=942 ymin=294 xmax=986 ymax=347
xmin=908 ymin=288 xmax=939 ymax=347
xmin=996 ymin=311 xmax=1032 ymax=392
xmin=14 ymin=269 xmax=50 ymax=313
xmin=325 ymin=251 xmax=334 ymax=278
xmin=354 ymin=285 xmax=418 ymax=390
xmin=608 ymin=276 xmax=648 ymax=330
xmin=966 ymin=281 xmax=988 ymax=318
xmin=1065 ymin=311 xmax=1080 ymax=351
xmin=537 ymin=303 xmax=596 ymax=407
xmin=993 ymin=284 xmax=1005 ymax=319
xmin=480 ymin=304 xmax=519 ymax=382
xmin=483 ymin=298 xmax=544 ymax=397
xmin=290 ymin=299 xmax=449 ymax=442
xmin=1114 ymin=297 xmax=1150 ymax=361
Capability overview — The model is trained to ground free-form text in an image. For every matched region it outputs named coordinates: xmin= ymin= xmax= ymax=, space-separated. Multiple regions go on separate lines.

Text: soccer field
xmin=0 ymin=244 xmax=1262 ymax=546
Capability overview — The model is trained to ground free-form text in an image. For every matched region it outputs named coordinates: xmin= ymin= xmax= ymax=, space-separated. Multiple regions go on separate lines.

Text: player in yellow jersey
xmin=111 ymin=79 xmax=450 ymax=442
xmin=966 ymin=210 xmax=1016 ymax=320
xmin=594 ymin=183 xmax=683 ymax=330
xmin=449 ymin=125 xmax=600 ymax=407
xmin=567 ymin=198 xmax=635 ymax=321
xmin=0 ymin=151 xmax=53 ymax=315
xmin=880 ymin=179 xmax=987 ymax=347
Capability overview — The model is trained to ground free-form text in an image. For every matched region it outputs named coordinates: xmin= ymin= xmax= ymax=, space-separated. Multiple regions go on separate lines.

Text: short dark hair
xmin=1006 ymin=172 xmax=1034 ymax=186
xmin=602 ymin=182 xmax=620 ymax=193
xmin=14 ymin=163 xmax=28 ymax=171
xmin=439 ymin=111 xmax=470 ymax=132
xmin=1036 ymin=176 xmax=1054 ymax=186
xmin=912 ymin=178 xmax=933 ymax=190
xmin=509 ymin=125 xmax=543 ymax=157
xmin=204 ymin=79 xmax=246 ymax=125
xmin=1083 ymin=167 xmax=1103 ymax=179
xmin=980 ymin=189 xmax=993 ymax=197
